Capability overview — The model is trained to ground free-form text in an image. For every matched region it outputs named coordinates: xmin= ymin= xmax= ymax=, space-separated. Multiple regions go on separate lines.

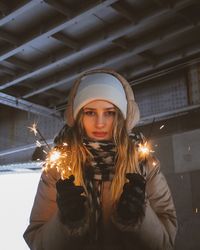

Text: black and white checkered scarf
xmin=83 ymin=138 xmax=116 ymax=180
xmin=83 ymin=138 xmax=116 ymax=241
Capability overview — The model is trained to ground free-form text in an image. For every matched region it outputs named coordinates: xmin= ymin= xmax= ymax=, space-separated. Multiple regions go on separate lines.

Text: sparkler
xmin=28 ymin=122 xmax=72 ymax=179
xmin=138 ymin=142 xmax=150 ymax=156
xmin=44 ymin=144 xmax=72 ymax=179
xmin=138 ymin=141 xmax=154 ymax=160
xmin=137 ymin=117 xmax=157 ymax=164
xmin=28 ymin=122 xmax=37 ymax=136
xmin=28 ymin=122 xmax=50 ymax=150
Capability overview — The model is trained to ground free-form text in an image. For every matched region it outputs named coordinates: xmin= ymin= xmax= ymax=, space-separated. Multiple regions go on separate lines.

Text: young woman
xmin=24 ymin=69 xmax=177 ymax=250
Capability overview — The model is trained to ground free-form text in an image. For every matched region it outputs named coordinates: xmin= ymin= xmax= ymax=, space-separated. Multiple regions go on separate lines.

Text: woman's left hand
xmin=117 ymin=173 xmax=146 ymax=221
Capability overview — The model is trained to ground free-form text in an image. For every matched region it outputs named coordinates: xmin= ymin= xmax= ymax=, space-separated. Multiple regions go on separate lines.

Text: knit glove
xmin=56 ymin=175 xmax=86 ymax=223
xmin=117 ymin=173 xmax=146 ymax=222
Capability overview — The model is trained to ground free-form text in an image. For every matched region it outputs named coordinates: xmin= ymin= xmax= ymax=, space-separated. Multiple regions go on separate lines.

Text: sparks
xmin=28 ymin=122 xmax=38 ymax=136
xmin=138 ymin=142 xmax=150 ymax=156
xmin=160 ymin=125 xmax=165 ymax=130
xmin=44 ymin=145 xmax=72 ymax=179
xmin=36 ymin=140 xmax=42 ymax=147
xmin=49 ymin=150 xmax=61 ymax=162
xmin=28 ymin=122 xmax=50 ymax=149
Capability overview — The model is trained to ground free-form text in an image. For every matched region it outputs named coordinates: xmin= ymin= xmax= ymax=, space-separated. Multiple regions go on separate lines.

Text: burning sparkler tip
xmin=138 ymin=142 xmax=150 ymax=156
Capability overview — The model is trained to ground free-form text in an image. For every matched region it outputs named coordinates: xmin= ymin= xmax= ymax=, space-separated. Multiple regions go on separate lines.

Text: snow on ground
xmin=0 ymin=172 xmax=41 ymax=250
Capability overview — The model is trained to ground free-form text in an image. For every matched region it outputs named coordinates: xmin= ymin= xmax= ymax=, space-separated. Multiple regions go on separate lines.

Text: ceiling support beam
xmin=0 ymin=65 xmax=16 ymax=76
xmin=6 ymin=57 xmax=32 ymax=71
xmin=0 ymin=0 xmax=42 ymax=26
xmin=151 ymin=0 xmax=174 ymax=8
xmin=0 ymin=29 xmax=20 ymax=45
xmin=0 ymin=139 xmax=53 ymax=157
xmin=138 ymin=51 xmax=157 ymax=65
xmin=0 ymin=0 xmax=194 ymax=91
xmin=52 ymin=33 xmax=79 ymax=50
xmin=0 ymin=0 xmax=118 ymax=63
xmin=0 ymin=92 xmax=60 ymax=119
xmin=127 ymin=44 xmax=200 ymax=83
xmin=139 ymin=104 xmax=200 ymax=125
xmin=112 ymin=38 xmax=129 ymax=50
xmin=22 ymin=21 xmax=198 ymax=98
xmin=111 ymin=2 xmax=138 ymax=23
xmin=44 ymin=0 xmax=73 ymax=17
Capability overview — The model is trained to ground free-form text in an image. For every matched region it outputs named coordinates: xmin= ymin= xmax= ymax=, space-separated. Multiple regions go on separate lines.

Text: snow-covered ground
xmin=0 ymin=172 xmax=41 ymax=250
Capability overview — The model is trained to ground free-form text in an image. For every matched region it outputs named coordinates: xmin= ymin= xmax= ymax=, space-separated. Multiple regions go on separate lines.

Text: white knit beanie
xmin=73 ymin=73 xmax=128 ymax=119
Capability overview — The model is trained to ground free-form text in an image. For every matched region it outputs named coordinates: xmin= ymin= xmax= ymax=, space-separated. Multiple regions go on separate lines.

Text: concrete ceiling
xmin=0 ymin=0 xmax=200 ymax=117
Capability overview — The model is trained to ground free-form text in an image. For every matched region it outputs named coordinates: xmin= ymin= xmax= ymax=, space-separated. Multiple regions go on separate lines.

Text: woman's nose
xmin=95 ymin=114 xmax=105 ymax=128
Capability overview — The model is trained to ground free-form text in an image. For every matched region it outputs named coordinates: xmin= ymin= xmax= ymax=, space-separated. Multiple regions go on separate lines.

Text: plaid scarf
xmin=83 ymin=138 xmax=116 ymax=241
xmin=83 ymin=138 xmax=116 ymax=180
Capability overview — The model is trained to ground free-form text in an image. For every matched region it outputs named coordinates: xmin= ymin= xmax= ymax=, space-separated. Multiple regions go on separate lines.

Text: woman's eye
xmin=105 ymin=111 xmax=116 ymax=116
xmin=84 ymin=111 xmax=95 ymax=116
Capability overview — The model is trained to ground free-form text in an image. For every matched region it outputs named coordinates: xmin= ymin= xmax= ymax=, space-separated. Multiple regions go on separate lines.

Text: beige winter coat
xmin=24 ymin=69 xmax=177 ymax=250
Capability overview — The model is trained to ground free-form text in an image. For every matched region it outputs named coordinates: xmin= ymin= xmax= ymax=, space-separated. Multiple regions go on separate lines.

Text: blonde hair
xmin=61 ymin=108 xmax=140 ymax=202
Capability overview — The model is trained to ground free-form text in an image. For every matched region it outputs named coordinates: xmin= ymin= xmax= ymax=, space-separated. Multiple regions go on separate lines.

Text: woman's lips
xmin=92 ymin=132 xmax=108 ymax=138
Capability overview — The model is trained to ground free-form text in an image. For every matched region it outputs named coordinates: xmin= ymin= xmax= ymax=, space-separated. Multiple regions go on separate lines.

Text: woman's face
xmin=82 ymin=100 xmax=116 ymax=141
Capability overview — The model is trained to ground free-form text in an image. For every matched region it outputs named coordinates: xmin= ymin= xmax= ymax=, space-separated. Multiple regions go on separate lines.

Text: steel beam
xmin=0 ymin=139 xmax=53 ymax=157
xmin=22 ymin=21 xmax=197 ymax=98
xmin=52 ymin=33 xmax=79 ymax=50
xmin=0 ymin=0 xmax=42 ymax=26
xmin=0 ymin=0 xmax=118 ymax=64
xmin=0 ymin=65 xmax=16 ymax=76
xmin=128 ymin=43 xmax=200 ymax=83
xmin=44 ymin=0 xmax=73 ymax=17
xmin=6 ymin=57 xmax=32 ymax=71
xmin=139 ymin=104 xmax=200 ymax=125
xmin=0 ymin=0 xmax=194 ymax=91
xmin=0 ymin=92 xmax=61 ymax=118
xmin=112 ymin=2 xmax=137 ymax=22
xmin=0 ymin=30 xmax=20 ymax=45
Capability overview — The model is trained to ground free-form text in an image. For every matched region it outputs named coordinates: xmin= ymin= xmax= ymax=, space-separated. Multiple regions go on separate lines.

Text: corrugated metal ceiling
xmin=0 ymin=0 xmax=200 ymax=116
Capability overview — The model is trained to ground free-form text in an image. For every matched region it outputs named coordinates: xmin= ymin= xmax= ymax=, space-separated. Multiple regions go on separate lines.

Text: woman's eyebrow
xmin=105 ymin=107 xmax=116 ymax=110
xmin=83 ymin=107 xmax=115 ymax=110
xmin=83 ymin=107 xmax=96 ymax=110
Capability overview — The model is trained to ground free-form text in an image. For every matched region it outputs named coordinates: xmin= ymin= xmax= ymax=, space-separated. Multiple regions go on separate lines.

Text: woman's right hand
xmin=117 ymin=173 xmax=146 ymax=222
xmin=56 ymin=175 xmax=86 ymax=223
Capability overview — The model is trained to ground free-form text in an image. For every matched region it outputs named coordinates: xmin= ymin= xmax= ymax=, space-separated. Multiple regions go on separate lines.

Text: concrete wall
xmin=140 ymin=117 xmax=200 ymax=250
